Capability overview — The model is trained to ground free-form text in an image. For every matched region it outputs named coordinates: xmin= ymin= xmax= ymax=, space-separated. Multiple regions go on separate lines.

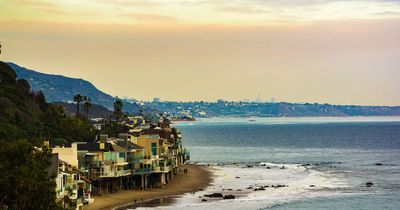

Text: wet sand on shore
xmin=85 ymin=165 xmax=211 ymax=210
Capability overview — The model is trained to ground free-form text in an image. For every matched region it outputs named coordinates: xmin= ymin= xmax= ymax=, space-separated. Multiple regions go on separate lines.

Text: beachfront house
xmin=75 ymin=139 xmax=131 ymax=195
xmin=116 ymin=134 xmax=152 ymax=189
xmin=131 ymin=122 xmax=188 ymax=188
xmin=55 ymin=160 xmax=90 ymax=210
xmin=52 ymin=146 xmax=93 ymax=207
xmin=45 ymin=115 xmax=189 ymax=208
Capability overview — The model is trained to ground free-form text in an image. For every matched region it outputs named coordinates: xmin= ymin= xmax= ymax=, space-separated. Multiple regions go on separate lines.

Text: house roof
xmin=77 ymin=142 xmax=112 ymax=152
xmin=163 ymin=128 xmax=173 ymax=133
xmin=128 ymin=132 xmax=141 ymax=137
xmin=110 ymin=143 xmax=130 ymax=153
xmin=141 ymin=128 xmax=161 ymax=135
xmin=114 ymin=140 xmax=144 ymax=150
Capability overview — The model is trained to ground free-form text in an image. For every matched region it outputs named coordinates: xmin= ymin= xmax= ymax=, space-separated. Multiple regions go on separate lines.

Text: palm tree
xmin=73 ymin=93 xmax=83 ymax=117
xmin=82 ymin=96 xmax=87 ymax=118
xmin=83 ymin=96 xmax=92 ymax=120
xmin=113 ymin=98 xmax=123 ymax=122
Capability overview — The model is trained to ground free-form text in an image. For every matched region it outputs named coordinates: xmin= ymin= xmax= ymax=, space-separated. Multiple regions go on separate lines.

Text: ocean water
xmin=142 ymin=117 xmax=400 ymax=209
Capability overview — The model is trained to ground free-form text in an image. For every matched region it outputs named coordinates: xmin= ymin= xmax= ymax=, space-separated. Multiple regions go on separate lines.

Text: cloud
xmin=239 ymin=0 xmax=400 ymax=6
xmin=217 ymin=5 xmax=269 ymax=14
xmin=14 ymin=0 xmax=72 ymax=16
xmin=14 ymin=0 xmax=56 ymax=8
xmin=198 ymin=0 xmax=400 ymax=10
xmin=373 ymin=11 xmax=400 ymax=16
xmin=123 ymin=13 xmax=180 ymax=23
xmin=93 ymin=0 xmax=161 ymax=8
xmin=5 ymin=0 xmax=400 ymax=26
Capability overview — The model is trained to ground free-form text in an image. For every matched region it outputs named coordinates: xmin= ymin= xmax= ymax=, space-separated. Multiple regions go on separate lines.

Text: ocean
xmin=140 ymin=117 xmax=400 ymax=209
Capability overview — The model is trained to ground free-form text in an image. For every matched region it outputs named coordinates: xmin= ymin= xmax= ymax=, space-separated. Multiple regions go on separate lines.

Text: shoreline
xmin=85 ymin=165 xmax=211 ymax=210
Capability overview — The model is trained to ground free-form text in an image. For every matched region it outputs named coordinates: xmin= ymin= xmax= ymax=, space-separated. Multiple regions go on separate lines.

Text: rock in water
xmin=204 ymin=193 xmax=224 ymax=198
xmin=223 ymin=195 xmax=235 ymax=199
xmin=366 ymin=182 xmax=374 ymax=187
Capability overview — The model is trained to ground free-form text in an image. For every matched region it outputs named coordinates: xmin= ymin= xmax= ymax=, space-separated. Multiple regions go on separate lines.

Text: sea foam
xmin=137 ymin=163 xmax=348 ymax=210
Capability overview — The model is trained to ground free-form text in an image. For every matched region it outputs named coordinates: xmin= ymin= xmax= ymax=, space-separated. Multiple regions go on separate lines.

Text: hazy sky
xmin=1 ymin=0 xmax=400 ymax=105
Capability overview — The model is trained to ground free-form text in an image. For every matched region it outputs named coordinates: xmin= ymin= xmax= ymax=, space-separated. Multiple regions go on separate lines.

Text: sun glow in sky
xmin=1 ymin=0 xmax=400 ymax=105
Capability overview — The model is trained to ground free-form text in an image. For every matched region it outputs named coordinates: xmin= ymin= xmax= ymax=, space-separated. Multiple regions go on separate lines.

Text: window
xmin=151 ymin=143 xmax=157 ymax=156
xmin=62 ymin=175 xmax=66 ymax=189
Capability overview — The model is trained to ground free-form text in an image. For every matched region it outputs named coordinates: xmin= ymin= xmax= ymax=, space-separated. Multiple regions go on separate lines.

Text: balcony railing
xmin=130 ymin=154 xmax=144 ymax=163
xmin=103 ymin=157 xmax=125 ymax=163
xmin=160 ymin=166 xmax=170 ymax=172
xmin=151 ymin=166 xmax=170 ymax=173
xmin=99 ymin=169 xmax=131 ymax=177
xmin=86 ymin=160 xmax=114 ymax=169
xmin=152 ymin=166 xmax=161 ymax=172
xmin=131 ymin=158 xmax=144 ymax=163
xmin=132 ymin=168 xmax=151 ymax=175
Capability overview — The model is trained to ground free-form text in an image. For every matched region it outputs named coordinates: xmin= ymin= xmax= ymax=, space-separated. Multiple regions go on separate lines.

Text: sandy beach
xmin=85 ymin=165 xmax=211 ymax=210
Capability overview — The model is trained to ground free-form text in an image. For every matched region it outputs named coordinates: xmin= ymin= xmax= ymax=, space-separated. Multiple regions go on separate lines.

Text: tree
xmin=0 ymin=62 xmax=95 ymax=209
xmin=106 ymin=122 xmax=129 ymax=137
xmin=73 ymin=93 xmax=83 ymax=117
xmin=41 ymin=104 xmax=96 ymax=145
xmin=0 ymin=140 xmax=62 ymax=210
xmin=83 ymin=96 xmax=92 ymax=120
xmin=113 ymin=98 xmax=123 ymax=122
xmin=61 ymin=186 xmax=75 ymax=209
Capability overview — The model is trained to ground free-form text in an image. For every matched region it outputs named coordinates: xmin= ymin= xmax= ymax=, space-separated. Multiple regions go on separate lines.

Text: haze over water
xmin=167 ymin=117 xmax=400 ymax=209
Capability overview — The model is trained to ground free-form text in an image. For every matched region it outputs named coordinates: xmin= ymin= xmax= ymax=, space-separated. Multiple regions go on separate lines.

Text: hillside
xmin=8 ymin=62 xmax=142 ymax=114
xmin=0 ymin=61 xmax=96 ymax=145
xmin=144 ymin=101 xmax=400 ymax=118
xmin=7 ymin=62 xmax=400 ymax=118
xmin=0 ymin=61 xmax=98 ymax=209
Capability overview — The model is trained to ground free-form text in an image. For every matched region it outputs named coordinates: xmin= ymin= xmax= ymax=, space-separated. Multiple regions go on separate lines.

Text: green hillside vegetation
xmin=0 ymin=61 xmax=96 ymax=209
xmin=0 ymin=61 xmax=96 ymax=145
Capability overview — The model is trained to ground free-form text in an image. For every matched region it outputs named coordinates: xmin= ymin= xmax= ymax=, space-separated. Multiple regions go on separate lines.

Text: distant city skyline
xmin=1 ymin=0 xmax=400 ymax=105
xmin=145 ymin=96 xmax=278 ymax=103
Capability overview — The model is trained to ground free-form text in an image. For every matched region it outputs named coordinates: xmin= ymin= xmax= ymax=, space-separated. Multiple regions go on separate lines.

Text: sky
xmin=0 ymin=0 xmax=399 ymax=105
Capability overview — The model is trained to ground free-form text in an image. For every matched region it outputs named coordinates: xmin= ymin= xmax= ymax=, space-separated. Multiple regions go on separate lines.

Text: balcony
xmin=150 ymin=165 xmax=170 ymax=173
xmin=160 ymin=166 xmax=170 ymax=173
xmin=99 ymin=169 xmax=131 ymax=178
xmin=152 ymin=166 xmax=161 ymax=172
xmin=86 ymin=160 xmax=113 ymax=169
xmin=132 ymin=168 xmax=151 ymax=175
xmin=129 ymin=154 xmax=144 ymax=163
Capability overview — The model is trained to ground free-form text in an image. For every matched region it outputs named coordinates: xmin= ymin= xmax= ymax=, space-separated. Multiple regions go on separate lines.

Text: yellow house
xmin=136 ymin=128 xmax=162 ymax=158
xmin=52 ymin=144 xmax=79 ymax=167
